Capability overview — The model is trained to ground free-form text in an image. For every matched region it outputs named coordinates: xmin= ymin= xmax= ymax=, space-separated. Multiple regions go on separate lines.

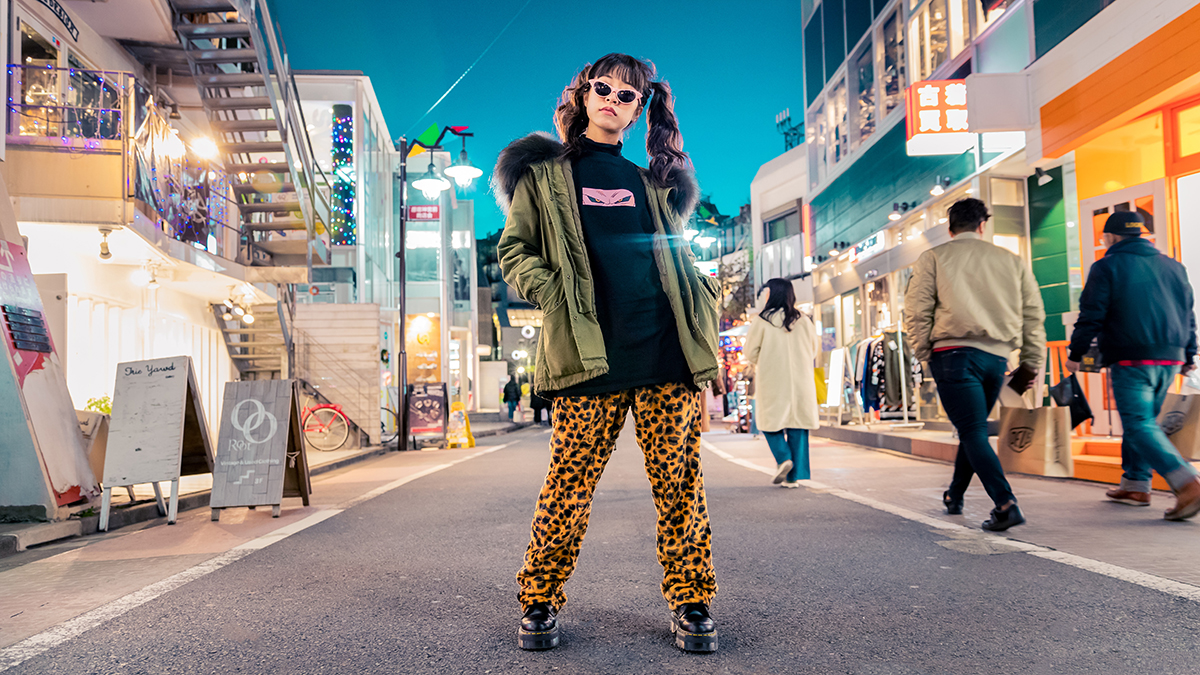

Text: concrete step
xmin=212 ymin=118 xmax=279 ymax=133
xmin=198 ymin=72 xmax=266 ymax=88
xmin=238 ymin=201 xmax=298 ymax=214
xmin=223 ymin=140 xmax=284 ymax=154
xmin=243 ymin=219 xmax=306 ymax=231
xmin=227 ymin=162 xmax=289 ymax=173
xmin=234 ymin=181 xmax=294 ymax=193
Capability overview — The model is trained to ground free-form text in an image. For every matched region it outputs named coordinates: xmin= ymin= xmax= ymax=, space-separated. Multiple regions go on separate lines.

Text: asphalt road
xmin=12 ymin=423 xmax=1200 ymax=674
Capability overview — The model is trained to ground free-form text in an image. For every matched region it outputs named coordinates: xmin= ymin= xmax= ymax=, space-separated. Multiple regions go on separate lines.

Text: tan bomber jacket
xmin=903 ymin=232 xmax=1046 ymax=368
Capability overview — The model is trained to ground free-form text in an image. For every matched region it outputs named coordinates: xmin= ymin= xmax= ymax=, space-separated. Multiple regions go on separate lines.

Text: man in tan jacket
xmin=904 ymin=198 xmax=1046 ymax=531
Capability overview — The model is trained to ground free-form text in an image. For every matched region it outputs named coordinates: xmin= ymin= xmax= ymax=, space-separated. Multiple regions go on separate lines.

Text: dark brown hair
xmin=759 ymin=278 xmax=802 ymax=331
xmin=553 ymin=53 xmax=690 ymax=187
xmin=948 ymin=197 xmax=990 ymax=234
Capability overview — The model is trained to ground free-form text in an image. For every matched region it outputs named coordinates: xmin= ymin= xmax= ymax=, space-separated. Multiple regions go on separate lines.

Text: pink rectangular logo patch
xmin=582 ymin=187 xmax=636 ymax=207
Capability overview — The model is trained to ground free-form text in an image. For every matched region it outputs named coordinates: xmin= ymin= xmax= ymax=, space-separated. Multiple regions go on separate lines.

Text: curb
xmin=0 ymin=446 xmax=391 ymax=559
xmin=474 ymin=421 xmax=534 ymax=438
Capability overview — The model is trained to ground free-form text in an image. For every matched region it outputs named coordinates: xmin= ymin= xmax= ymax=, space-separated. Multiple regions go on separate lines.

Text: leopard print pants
xmin=516 ymin=382 xmax=717 ymax=611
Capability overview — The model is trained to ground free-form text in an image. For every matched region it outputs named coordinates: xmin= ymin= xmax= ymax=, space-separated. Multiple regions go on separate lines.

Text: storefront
xmin=811 ymin=162 xmax=1031 ymax=424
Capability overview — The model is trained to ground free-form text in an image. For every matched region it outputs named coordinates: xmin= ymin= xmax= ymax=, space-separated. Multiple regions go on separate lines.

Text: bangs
xmin=589 ymin=54 xmax=651 ymax=92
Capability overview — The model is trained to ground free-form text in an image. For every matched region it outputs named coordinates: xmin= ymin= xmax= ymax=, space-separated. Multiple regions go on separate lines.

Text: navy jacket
xmin=1068 ymin=237 xmax=1197 ymax=366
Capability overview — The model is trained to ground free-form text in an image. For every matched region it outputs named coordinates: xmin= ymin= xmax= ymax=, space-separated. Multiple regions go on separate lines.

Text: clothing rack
xmin=890 ymin=309 xmax=924 ymax=430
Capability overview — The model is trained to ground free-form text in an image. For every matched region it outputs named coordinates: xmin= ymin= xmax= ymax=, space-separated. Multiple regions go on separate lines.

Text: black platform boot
xmin=671 ymin=603 xmax=717 ymax=653
xmin=943 ymin=490 xmax=963 ymax=515
xmin=518 ymin=602 xmax=560 ymax=650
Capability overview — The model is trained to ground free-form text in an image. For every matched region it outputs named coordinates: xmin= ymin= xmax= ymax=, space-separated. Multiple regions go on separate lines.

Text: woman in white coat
xmin=744 ymin=278 xmax=821 ymax=487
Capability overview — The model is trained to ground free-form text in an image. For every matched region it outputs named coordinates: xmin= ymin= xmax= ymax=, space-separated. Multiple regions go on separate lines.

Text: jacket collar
xmin=1106 ymin=236 xmax=1158 ymax=256
xmin=491 ymin=132 xmax=699 ymax=219
xmin=951 ymin=232 xmax=983 ymax=241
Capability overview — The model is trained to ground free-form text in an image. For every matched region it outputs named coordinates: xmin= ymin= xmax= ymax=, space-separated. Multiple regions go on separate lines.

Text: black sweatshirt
xmin=551 ymin=137 xmax=691 ymax=397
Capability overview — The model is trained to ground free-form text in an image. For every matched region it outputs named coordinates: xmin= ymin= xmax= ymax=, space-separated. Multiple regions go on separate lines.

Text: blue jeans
xmin=764 ymin=429 xmax=810 ymax=481
xmin=506 ymin=400 xmax=518 ymax=420
xmin=1110 ymin=364 xmax=1200 ymax=493
xmin=931 ymin=348 xmax=1015 ymax=508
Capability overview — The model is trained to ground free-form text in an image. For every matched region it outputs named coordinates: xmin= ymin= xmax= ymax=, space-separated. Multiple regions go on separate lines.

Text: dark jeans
xmin=930 ymin=347 xmax=1016 ymax=508
xmin=763 ymin=429 xmax=810 ymax=481
xmin=1110 ymin=364 xmax=1200 ymax=492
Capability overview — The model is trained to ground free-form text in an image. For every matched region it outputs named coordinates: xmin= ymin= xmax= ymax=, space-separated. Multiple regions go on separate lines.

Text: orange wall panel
xmin=1041 ymin=4 xmax=1200 ymax=158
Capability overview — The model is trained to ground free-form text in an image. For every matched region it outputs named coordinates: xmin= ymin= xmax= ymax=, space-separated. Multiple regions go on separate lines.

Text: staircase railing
xmin=233 ymin=0 xmax=332 ymax=277
xmin=293 ymin=326 xmax=375 ymax=444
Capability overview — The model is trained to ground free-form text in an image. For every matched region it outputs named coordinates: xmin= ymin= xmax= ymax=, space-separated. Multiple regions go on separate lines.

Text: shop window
xmin=851 ymin=43 xmax=875 ymax=149
xmin=823 ymin=0 xmax=846 ymax=81
xmin=865 ymin=277 xmax=893 ymax=334
xmin=765 ymin=210 xmax=801 ymax=244
xmin=975 ymin=1 xmax=1031 ymax=73
xmin=839 ymin=290 xmax=863 ymax=346
xmin=820 ymin=302 xmax=838 ymax=352
xmin=909 ymin=0 xmax=951 ymax=82
xmin=846 ymin=0 xmax=873 ymax=48
xmin=827 ymin=78 xmax=849 ymax=166
xmin=807 ymin=101 xmax=827 ymax=186
xmin=805 ymin=8 xmax=826 ymax=107
xmin=16 ymin=21 xmax=60 ymax=137
xmin=879 ymin=7 xmax=906 ymax=117
xmin=1074 ymin=112 xmax=1165 ymax=200
xmin=976 ymin=0 xmax=1019 ymax=37
xmin=1175 ymin=102 xmax=1200 ymax=158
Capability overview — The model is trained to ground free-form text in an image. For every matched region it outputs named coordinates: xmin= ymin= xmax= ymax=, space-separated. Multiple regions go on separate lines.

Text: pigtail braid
xmin=645 ymin=80 xmax=690 ymax=187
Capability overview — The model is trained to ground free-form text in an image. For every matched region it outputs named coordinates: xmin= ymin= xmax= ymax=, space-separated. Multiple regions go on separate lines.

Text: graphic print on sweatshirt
xmin=581 ymin=187 xmax=636 ymax=207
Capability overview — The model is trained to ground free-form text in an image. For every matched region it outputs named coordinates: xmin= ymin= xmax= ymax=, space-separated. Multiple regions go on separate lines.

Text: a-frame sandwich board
xmin=210 ymin=379 xmax=310 ymax=521
xmin=99 ymin=355 xmax=214 ymax=530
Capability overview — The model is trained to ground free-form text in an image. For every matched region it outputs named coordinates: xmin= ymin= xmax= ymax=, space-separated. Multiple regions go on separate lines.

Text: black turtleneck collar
xmin=581 ymin=135 xmax=623 ymax=156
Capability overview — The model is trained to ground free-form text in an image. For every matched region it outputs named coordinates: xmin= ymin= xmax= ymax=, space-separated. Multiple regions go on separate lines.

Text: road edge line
xmin=700 ymin=437 xmax=1200 ymax=603
xmin=0 ymin=441 xmax=516 ymax=672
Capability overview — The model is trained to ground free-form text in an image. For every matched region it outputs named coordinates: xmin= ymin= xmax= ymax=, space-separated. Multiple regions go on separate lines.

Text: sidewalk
xmin=0 ymin=419 xmax=533 ymax=558
xmin=701 ymin=427 xmax=1200 ymax=588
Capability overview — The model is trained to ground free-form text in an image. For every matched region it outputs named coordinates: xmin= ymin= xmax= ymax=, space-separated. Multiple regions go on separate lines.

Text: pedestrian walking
xmin=503 ymin=376 xmax=521 ymax=421
xmin=529 ymin=390 xmax=551 ymax=425
xmin=1066 ymin=211 xmax=1200 ymax=520
xmin=905 ymin=197 xmax=1046 ymax=531
xmin=744 ymin=278 xmax=820 ymax=488
xmin=494 ymin=54 xmax=721 ymax=653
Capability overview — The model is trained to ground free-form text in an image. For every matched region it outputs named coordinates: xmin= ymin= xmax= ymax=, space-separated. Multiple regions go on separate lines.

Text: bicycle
xmin=301 ymin=402 xmax=351 ymax=451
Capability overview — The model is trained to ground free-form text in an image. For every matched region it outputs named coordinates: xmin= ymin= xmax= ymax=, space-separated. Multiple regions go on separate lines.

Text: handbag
xmin=1049 ymin=374 xmax=1093 ymax=430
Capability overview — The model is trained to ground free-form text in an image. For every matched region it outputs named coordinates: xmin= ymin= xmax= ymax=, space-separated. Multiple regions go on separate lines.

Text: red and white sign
xmin=905 ymin=79 xmax=974 ymax=156
xmin=407 ymin=204 xmax=440 ymax=221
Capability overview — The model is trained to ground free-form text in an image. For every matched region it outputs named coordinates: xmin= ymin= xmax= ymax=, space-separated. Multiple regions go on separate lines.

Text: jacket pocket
xmin=698 ymin=273 xmax=721 ymax=299
xmin=536 ymin=269 xmax=567 ymax=313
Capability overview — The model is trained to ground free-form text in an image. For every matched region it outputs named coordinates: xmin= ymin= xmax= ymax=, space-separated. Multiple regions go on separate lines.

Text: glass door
xmin=1077 ymin=179 xmax=1168 ymax=281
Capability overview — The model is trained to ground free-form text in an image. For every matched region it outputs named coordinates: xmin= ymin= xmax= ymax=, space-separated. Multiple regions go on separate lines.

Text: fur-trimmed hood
xmin=490 ymin=132 xmax=700 ymax=220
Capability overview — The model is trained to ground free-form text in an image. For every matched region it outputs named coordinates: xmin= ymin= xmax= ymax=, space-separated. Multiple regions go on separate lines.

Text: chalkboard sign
xmin=407 ymin=382 xmax=447 ymax=446
xmin=210 ymin=380 xmax=310 ymax=520
xmin=99 ymin=355 xmax=213 ymax=530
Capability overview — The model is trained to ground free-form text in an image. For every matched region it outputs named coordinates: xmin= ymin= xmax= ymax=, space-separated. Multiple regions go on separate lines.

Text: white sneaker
xmin=780 ymin=481 xmax=801 ymax=489
xmin=772 ymin=460 xmax=793 ymax=484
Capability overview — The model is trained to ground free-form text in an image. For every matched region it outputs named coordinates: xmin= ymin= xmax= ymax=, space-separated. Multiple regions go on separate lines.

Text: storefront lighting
xmin=130 ymin=268 xmax=152 ymax=287
xmin=242 ymin=313 xmax=255 ymax=325
xmin=223 ymin=298 xmax=234 ymax=309
xmin=888 ymin=211 xmax=902 ymax=221
xmin=930 ymin=176 xmax=951 ymax=196
xmin=232 ymin=306 xmax=246 ymax=317
xmin=828 ymin=249 xmax=840 ymax=256
xmin=147 ymin=275 xmax=160 ymax=290
xmin=1066 ymin=221 xmax=1076 ymax=228
xmin=223 ymin=311 xmax=234 ymax=321
xmin=517 ymin=366 xmax=526 ymax=374
xmin=98 ymin=227 xmax=112 ymax=260
xmin=1035 ymin=167 xmax=1054 ymax=186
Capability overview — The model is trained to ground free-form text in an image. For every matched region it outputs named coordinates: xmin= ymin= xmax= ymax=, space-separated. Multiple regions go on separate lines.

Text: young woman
xmin=493 ymin=53 xmax=722 ymax=653
xmin=744 ymin=279 xmax=821 ymax=487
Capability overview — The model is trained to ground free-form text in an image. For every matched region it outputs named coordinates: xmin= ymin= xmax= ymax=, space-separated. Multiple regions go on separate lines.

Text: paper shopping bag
xmin=1157 ymin=393 xmax=1200 ymax=460
xmin=997 ymin=406 xmax=1073 ymax=478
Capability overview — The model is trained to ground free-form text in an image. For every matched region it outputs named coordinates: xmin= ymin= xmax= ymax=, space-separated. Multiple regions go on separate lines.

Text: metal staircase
xmin=169 ymin=0 xmax=331 ymax=274
xmin=212 ymin=303 xmax=288 ymax=380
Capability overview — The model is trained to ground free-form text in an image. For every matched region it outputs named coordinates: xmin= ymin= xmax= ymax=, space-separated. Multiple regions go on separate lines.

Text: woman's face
xmin=586 ymin=74 xmax=643 ymax=136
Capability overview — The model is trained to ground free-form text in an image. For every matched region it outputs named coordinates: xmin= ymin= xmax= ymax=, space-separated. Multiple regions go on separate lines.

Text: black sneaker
xmin=943 ymin=490 xmax=963 ymax=515
xmin=518 ymin=602 xmax=560 ymax=650
xmin=981 ymin=502 xmax=1025 ymax=532
xmin=671 ymin=602 xmax=717 ymax=653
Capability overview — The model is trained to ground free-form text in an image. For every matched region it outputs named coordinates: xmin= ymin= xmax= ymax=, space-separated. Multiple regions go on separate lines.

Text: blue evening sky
xmin=273 ymin=0 xmax=805 ymax=238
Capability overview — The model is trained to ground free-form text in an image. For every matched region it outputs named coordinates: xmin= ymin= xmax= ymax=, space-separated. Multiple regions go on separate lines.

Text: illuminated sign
xmin=847 ymin=233 xmax=885 ymax=263
xmin=905 ymin=79 xmax=974 ymax=156
xmin=407 ymin=204 xmax=440 ymax=221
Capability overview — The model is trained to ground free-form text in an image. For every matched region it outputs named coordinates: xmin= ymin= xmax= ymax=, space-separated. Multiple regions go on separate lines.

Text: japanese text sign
xmin=905 ymin=79 xmax=974 ymax=156
xmin=408 ymin=204 xmax=440 ymax=221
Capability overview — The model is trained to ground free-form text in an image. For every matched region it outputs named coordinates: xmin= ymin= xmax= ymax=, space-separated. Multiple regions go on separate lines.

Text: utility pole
xmin=394 ymin=138 xmax=409 ymax=449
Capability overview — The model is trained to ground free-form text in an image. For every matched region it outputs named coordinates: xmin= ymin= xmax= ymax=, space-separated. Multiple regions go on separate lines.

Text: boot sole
xmin=671 ymin=616 xmax=718 ymax=653
xmin=518 ymin=624 xmax=560 ymax=650
xmin=981 ymin=515 xmax=1025 ymax=532
xmin=1108 ymin=497 xmax=1151 ymax=507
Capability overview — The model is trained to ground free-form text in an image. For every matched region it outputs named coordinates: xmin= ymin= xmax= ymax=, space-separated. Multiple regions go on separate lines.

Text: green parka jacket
xmin=493 ymin=133 xmax=721 ymax=394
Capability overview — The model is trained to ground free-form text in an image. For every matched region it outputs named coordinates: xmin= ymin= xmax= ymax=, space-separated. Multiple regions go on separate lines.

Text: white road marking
xmin=701 ymin=437 xmax=1200 ymax=602
xmin=0 ymin=441 xmax=515 ymax=672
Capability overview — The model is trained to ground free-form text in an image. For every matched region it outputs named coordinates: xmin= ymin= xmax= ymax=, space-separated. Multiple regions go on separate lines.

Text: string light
xmin=330 ymin=103 xmax=356 ymax=246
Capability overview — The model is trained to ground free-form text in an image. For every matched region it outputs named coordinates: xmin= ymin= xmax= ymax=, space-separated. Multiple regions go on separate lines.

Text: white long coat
xmin=744 ymin=312 xmax=820 ymax=432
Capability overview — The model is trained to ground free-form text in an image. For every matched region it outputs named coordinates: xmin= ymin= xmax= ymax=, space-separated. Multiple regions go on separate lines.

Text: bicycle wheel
xmin=304 ymin=407 xmax=350 ymax=451
xmin=380 ymin=407 xmax=400 ymax=445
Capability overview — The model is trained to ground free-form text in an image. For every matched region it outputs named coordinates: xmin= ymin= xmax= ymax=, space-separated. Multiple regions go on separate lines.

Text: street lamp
xmin=411 ymin=153 xmax=451 ymax=200
xmin=443 ymin=133 xmax=483 ymax=188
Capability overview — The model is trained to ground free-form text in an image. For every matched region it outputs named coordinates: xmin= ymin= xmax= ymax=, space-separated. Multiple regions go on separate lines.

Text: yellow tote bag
xmin=814 ymin=367 xmax=828 ymax=404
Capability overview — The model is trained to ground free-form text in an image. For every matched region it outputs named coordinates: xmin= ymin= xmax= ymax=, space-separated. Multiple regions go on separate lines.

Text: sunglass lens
xmin=592 ymin=81 xmax=611 ymax=97
xmin=617 ymin=90 xmax=637 ymax=104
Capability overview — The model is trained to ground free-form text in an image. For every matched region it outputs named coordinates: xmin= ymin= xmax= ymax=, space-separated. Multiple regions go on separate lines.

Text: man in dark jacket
xmin=503 ymin=376 xmax=521 ymax=421
xmin=1067 ymin=211 xmax=1200 ymax=521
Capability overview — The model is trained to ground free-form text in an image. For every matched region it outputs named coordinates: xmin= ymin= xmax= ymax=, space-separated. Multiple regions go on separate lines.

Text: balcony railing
xmin=6 ymin=64 xmax=137 ymax=146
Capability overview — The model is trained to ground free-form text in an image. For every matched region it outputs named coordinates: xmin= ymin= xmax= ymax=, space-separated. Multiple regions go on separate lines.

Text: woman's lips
xmin=601 ymin=107 xmax=616 ymax=115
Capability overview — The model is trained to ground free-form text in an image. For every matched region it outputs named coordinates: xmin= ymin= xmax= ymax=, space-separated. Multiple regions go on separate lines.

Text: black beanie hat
xmin=1103 ymin=211 xmax=1145 ymax=235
